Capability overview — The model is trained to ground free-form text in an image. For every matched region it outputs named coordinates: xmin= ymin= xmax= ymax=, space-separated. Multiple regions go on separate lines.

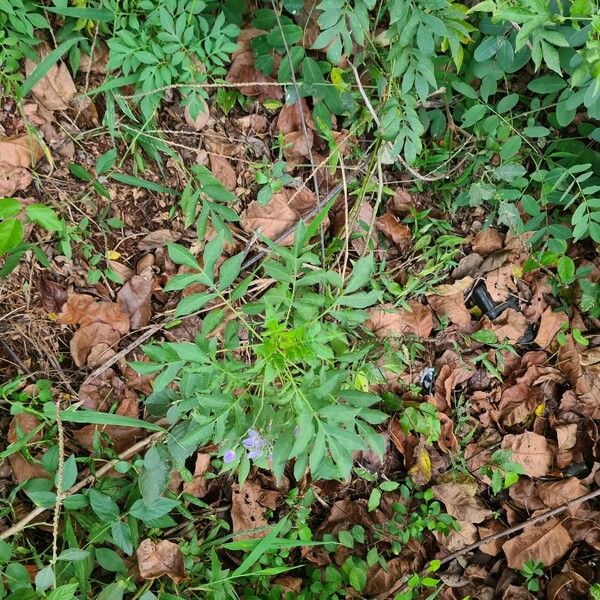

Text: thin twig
xmin=390 ymin=486 xmax=600 ymax=597
xmin=0 ymin=432 xmax=163 ymax=540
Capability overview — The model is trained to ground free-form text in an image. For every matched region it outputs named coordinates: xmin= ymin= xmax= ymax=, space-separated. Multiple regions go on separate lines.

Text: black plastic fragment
xmin=467 ymin=281 xmax=519 ymax=320
xmin=419 ymin=367 xmax=436 ymax=395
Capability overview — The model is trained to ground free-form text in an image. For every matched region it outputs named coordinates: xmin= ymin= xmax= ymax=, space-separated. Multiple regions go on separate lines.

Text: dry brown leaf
xmin=502 ymin=517 xmax=571 ymax=568
xmin=182 ymin=454 xmax=211 ymax=499
xmin=483 ymin=308 xmax=528 ymax=344
xmin=236 ymin=114 xmax=268 ymax=133
xmin=107 ymin=261 xmax=135 ymax=284
xmin=184 ymin=97 xmax=210 ymax=130
xmin=375 ymin=213 xmax=411 ymax=250
xmin=534 ymin=307 xmax=569 ymax=349
xmin=282 ymin=129 xmax=314 ymax=165
xmin=273 ymin=577 xmax=303 ymax=595
xmin=501 ymin=585 xmax=536 ymax=600
xmin=365 ymin=301 xmax=434 ymax=339
xmin=547 ymin=571 xmax=590 ymax=600
xmin=78 ymin=43 xmax=108 ymax=74
xmin=231 ymin=479 xmax=280 ymax=540
xmin=37 ymin=278 xmax=67 ymax=314
xmin=276 ymin=98 xmax=313 ymax=135
xmin=364 ymin=557 xmax=413 ymax=598
xmin=471 ymin=228 xmax=504 ymax=256
xmin=432 ymin=482 xmax=492 ymax=523
xmin=58 ymin=293 xmax=130 ymax=335
xmin=25 ymin=46 xmax=76 ymax=112
xmin=478 ymin=520 xmax=504 ymax=555
xmin=138 ymin=230 xmax=181 ymax=251
xmin=137 ymin=539 xmax=185 ymax=583
xmin=436 ymin=520 xmax=478 ymax=552
xmin=70 ymin=323 xmax=120 ymax=368
xmin=209 ymin=155 xmax=237 ymax=191
xmin=240 ymin=193 xmax=299 ymax=246
xmin=8 ymin=414 xmax=48 ymax=484
xmin=452 ymin=253 xmax=484 ymax=279
xmin=226 ymin=33 xmax=282 ymax=101
xmin=485 ymin=265 xmax=518 ymax=302
xmin=501 ymin=431 xmax=553 ymax=478
xmin=536 ymin=478 xmax=588 ymax=509
xmin=427 ymin=278 xmax=473 ymax=329
xmin=117 ymin=269 xmax=153 ymax=329
xmin=0 ymin=134 xmax=45 ymax=196
xmin=556 ymin=423 xmax=577 ymax=451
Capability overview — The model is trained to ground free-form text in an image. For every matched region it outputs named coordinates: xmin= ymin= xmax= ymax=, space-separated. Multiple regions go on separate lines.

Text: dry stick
xmin=0 ymin=432 xmax=163 ymax=541
xmin=390 ymin=486 xmax=600 ymax=597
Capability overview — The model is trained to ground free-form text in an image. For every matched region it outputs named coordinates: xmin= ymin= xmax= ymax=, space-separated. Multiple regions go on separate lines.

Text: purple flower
xmin=242 ymin=429 xmax=269 ymax=460
xmin=223 ymin=450 xmax=236 ymax=464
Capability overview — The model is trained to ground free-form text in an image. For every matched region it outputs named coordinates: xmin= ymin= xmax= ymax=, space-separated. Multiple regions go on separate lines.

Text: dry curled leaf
xmin=117 ymin=269 xmax=153 ymax=329
xmin=137 ymin=539 xmax=185 ymax=583
xmin=432 ymin=482 xmax=492 ymax=523
xmin=471 ymin=228 xmax=504 ymax=256
xmin=375 ymin=212 xmax=411 ymax=250
xmin=70 ymin=323 xmax=120 ymax=368
xmin=240 ymin=193 xmax=299 ymax=246
xmin=138 ymin=230 xmax=181 ymax=252
xmin=37 ymin=278 xmax=67 ymax=314
xmin=184 ymin=97 xmax=210 ymax=130
xmin=226 ymin=31 xmax=282 ymax=101
xmin=534 ymin=307 xmax=569 ymax=349
xmin=25 ymin=46 xmax=76 ymax=112
xmin=209 ymin=154 xmax=237 ymax=191
xmin=182 ymin=454 xmax=211 ymax=499
xmin=365 ymin=301 xmax=434 ymax=339
xmin=58 ymin=293 xmax=130 ymax=335
xmin=7 ymin=414 xmax=49 ymax=484
xmin=483 ymin=308 xmax=528 ymax=344
xmin=501 ymin=431 xmax=553 ymax=478
xmin=502 ymin=517 xmax=571 ymax=568
xmin=231 ymin=479 xmax=280 ymax=540
xmin=0 ymin=134 xmax=45 ymax=196
xmin=427 ymin=277 xmax=473 ymax=329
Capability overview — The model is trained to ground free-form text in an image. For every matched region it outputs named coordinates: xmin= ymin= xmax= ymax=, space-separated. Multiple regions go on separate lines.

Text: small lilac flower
xmin=223 ymin=450 xmax=236 ymax=464
xmin=242 ymin=429 xmax=269 ymax=460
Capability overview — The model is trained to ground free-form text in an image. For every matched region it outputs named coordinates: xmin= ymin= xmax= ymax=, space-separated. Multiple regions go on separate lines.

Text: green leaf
xmin=95 ymin=582 xmax=125 ymax=600
xmin=25 ymin=204 xmax=62 ymax=231
xmin=69 ymin=163 xmax=93 ymax=182
xmin=95 ymin=548 xmax=126 ymax=573
xmin=59 ymin=455 xmax=78 ymax=492
xmin=46 ymin=583 xmax=78 ymax=600
xmin=349 ymin=566 xmax=366 ymax=592
xmin=345 ymin=254 xmax=374 ymax=294
xmin=43 ymin=6 xmax=114 ymax=21
xmin=129 ymin=497 xmax=179 ymax=522
xmin=110 ymin=173 xmax=177 ymax=195
xmin=167 ymin=243 xmax=200 ymax=269
xmin=218 ymin=252 xmax=244 ymax=290
xmin=500 ymin=136 xmax=522 ymax=160
xmin=89 ymin=489 xmax=119 ymax=523
xmin=0 ymin=198 xmax=21 ymax=220
xmin=58 ymin=409 xmax=165 ymax=433
xmin=557 ymin=256 xmax=575 ymax=283
xmin=0 ymin=539 xmax=12 ymax=562
xmin=461 ymin=104 xmax=487 ymax=128
xmin=21 ymin=37 xmax=83 ymax=97
xmin=35 ymin=565 xmax=55 ymax=592
xmin=527 ymin=75 xmax=566 ymax=94
xmin=57 ymin=548 xmax=90 ymax=561
xmin=95 ymin=148 xmax=117 ymax=175
xmin=0 ymin=219 xmax=23 ymax=255
xmin=111 ymin=521 xmax=133 ymax=555
xmin=368 ymin=487 xmax=381 ymax=511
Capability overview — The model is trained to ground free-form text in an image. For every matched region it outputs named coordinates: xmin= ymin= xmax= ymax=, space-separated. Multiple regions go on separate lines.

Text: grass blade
xmin=21 ymin=37 xmax=83 ymax=98
xmin=59 ymin=409 xmax=166 ymax=433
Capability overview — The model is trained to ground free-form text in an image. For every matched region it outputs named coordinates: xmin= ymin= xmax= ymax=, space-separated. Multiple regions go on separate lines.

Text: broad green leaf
xmin=25 ymin=204 xmax=61 ymax=231
xmin=345 ymin=254 xmax=374 ymax=294
xmin=89 ymin=489 xmax=119 ymax=523
xmin=46 ymin=583 xmax=78 ymax=600
xmin=0 ymin=219 xmax=23 ymax=255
